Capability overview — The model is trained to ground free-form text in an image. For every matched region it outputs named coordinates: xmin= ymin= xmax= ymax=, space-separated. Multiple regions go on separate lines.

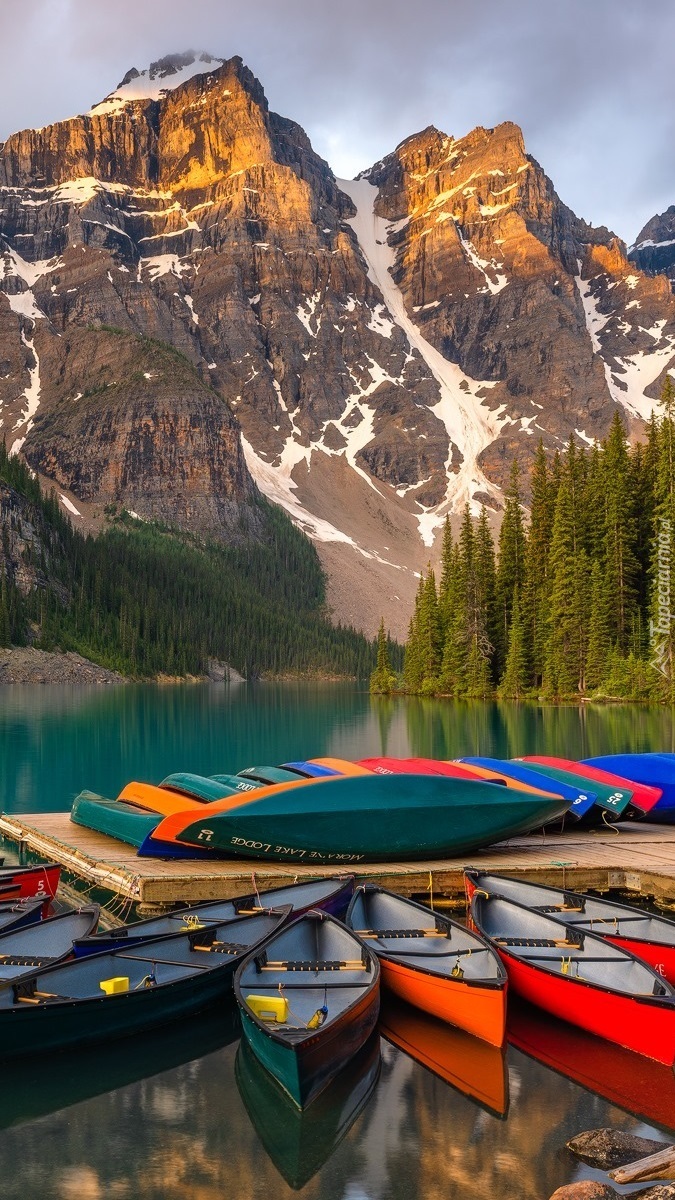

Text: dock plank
xmin=2 ymin=813 xmax=675 ymax=912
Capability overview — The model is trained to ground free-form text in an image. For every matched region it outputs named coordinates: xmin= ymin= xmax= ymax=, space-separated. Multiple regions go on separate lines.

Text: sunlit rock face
xmin=1 ymin=52 xmax=674 ymax=636
xmin=631 ymin=206 xmax=675 ymax=288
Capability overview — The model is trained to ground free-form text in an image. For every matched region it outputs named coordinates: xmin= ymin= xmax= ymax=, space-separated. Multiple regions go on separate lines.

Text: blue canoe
xmin=458 ymin=757 xmax=598 ymax=820
xmin=582 ymin=754 xmax=675 ymax=822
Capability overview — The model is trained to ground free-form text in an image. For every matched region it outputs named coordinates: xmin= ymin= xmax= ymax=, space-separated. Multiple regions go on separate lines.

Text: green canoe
xmin=71 ymin=791 xmax=161 ymax=848
xmin=513 ymin=761 xmax=632 ymax=817
xmin=162 ymin=773 xmax=255 ymax=801
xmin=154 ymin=773 xmax=571 ymax=864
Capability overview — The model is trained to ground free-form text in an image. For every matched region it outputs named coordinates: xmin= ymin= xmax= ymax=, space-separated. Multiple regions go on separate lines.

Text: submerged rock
xmin=566 ymin=1130 xmax=670 ymax=1171
xmin=549 ymin=1182 xmax=619 ymax=1200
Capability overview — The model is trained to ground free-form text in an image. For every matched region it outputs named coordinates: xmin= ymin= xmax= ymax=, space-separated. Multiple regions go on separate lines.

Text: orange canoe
xmin=346 ymin=884 xmax=507 ymax=1047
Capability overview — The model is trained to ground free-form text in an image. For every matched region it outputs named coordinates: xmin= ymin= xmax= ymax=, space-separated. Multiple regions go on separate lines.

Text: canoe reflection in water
xmin=379 ymin=995 xmax=509 ymax=1119
xmin=508 ymin=997 xmax=675 ymax=1135
xmin=235 ymin=1031 xmax=381 ymax=1190
xmin=0 ymin=1000 xmax=242 ymax=1131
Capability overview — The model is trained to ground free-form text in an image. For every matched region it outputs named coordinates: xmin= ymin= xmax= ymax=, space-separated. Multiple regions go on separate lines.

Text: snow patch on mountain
xmin=90 ymin=53 xmax=225 ymax=116
xmin=338 ymin=177 xmax=503 ymax=543
xmin=576 ymin=266 xmax=675 ymax=421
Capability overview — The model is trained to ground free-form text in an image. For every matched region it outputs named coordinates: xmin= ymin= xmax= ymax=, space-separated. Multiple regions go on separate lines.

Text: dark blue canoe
xmin=235 ymin=910 xmax=380 ymax=1108
xmin=0 ymin=898 xmax=45 ymax=935
xmin=0 ymin=905 xmax=99 ymax=984
xmin=73 ymin=876 xmax=354 ymax=957
xmin=0 ymin=907 xmax=290 ymax=1061
xmin=582 ymin=754 xmax=675 ymax=823
xmin=458 ymin=757 xmax=597 ymax=820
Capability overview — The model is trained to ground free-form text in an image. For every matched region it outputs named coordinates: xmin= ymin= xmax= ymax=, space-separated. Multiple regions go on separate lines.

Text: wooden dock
xmin=4 ymin=812 xmax=675 ymax=914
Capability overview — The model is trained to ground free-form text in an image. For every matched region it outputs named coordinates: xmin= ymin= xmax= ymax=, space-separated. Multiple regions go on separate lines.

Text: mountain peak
xmin=90 ymin=51 xmax=226 ymax=116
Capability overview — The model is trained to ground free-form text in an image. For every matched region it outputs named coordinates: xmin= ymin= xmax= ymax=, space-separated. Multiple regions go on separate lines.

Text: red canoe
xmin=357 ymin=757 xmax=490 ymax=782
xmin=0 ymin=863 xmax=61 ymax=901
xmin=521 ymin=756 xmax=661 ymax=816
xmin=466 ymin=869 xmax=675 ymax=984
xmin=468 ymin=885 xmax=675 ymax=1066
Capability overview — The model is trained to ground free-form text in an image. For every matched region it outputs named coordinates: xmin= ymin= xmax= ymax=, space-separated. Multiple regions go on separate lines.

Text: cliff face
xmin=630 ymin=206 xmax=675 ymax=288
xmin=1 ymin=53 xmax=674 ymax=637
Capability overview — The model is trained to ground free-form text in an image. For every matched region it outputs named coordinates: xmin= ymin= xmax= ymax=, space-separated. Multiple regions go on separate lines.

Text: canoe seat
xmin=537 ymin=905 xmax=584 ymax=914
xmin=12 ymin=981 xmax=67 ymax=1004
xmin=260 ymin=959 xmax=366 ymax=972
xmin=192 ymin=940 xmax=248 ymax=955
xmin=496 ymin=937 xmax=579 ymax=948
xmin=0 ymin=954 xmax=57 ymax=967
xmin=358 ymin=928 xmax=448 ymax=939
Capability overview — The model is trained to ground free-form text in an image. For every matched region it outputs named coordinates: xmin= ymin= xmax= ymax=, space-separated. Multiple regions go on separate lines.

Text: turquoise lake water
xmin=2 ymin=683 xmax=674 ymax=1198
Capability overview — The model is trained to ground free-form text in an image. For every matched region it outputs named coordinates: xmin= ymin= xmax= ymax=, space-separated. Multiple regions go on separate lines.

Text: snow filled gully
xmin=337 ymin=178 xmax=503 ymax=543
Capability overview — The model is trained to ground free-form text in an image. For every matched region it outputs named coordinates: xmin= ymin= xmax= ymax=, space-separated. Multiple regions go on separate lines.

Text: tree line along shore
xmin=372 ymin=378 xmax=675 ymax=704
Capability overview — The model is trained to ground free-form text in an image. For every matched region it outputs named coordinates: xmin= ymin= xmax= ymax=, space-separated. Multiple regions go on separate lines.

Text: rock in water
xmin=549 ymin=1183 xmax=619 ymax=1200
xmin=567 ymin=1130 xmax=671 ymax=1170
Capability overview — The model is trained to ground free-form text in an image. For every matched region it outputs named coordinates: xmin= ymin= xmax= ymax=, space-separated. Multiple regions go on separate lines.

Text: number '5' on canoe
xmin=468 ymin=887 xmax=675 ymax=1065
xmin=146 ymin=773 xmax=572 ymax=863
xmin=346 ymin=885 xmax=507 ymax=1046
xmin=234 ymin=910 xmax=380 ymax=1109
xmin=0 ymin=907 xmax=291 ymax=1061
xmin=465 ymin=869 xmax=675 ymax=984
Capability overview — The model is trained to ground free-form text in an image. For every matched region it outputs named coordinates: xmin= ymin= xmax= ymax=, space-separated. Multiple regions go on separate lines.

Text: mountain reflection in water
xmin=0 ymin=1003 xmax=669 ymax=1200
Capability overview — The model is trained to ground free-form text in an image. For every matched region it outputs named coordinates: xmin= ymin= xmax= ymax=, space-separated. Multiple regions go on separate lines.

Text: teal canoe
xmin=71 ymin=791 xmax=161 ymax=848
xmin=514 ymin=760 xmax=632 ymax=818
xmin=161 ymin=773 xmax=253 ymax=801
xmin=150 ymin=773 xmax=571 ymax=863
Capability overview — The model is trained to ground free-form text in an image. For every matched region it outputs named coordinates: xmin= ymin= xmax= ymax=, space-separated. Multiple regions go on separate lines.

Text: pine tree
xmin=602 ymin=412 xmax=638 ymax=650
xmin=417 ymin=567 xmax=442 ymax=688
xmin=585 ymin=559 xmax=612 ymax=692
xmin=370 ymin=618 xmax=396 ymax=694
xmin=403 ymin=576 xmax=425 ymax=691
xmin=522 ymin=441 xmax=554 ymax=689
xmin=495 ymin=459 xmax=526 ymax=674
xmin=499 ymin=586 xmax=528 ymax=698
xmin=544 ymin=441 xmax=590 ymax=695
xmin=437 ymin=516 xmax=454 ymax=642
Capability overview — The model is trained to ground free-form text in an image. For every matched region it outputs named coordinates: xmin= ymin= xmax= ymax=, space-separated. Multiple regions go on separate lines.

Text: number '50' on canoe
xmin=146 ymin=773 xmax=572 ymax=862
xmin=346 ymin=885 xmax=507 ymax=1047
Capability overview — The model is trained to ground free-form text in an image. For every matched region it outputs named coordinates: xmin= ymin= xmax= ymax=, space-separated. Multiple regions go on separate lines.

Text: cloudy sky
xmin=1 ymin=0 xmax=673 ymax=242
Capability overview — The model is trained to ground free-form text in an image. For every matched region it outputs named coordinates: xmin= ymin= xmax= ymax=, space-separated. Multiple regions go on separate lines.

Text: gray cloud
xmin=1 ymin=0 xmax=673 ymax=241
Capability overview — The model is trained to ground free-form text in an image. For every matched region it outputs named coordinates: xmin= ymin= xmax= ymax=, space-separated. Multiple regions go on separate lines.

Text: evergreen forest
xmin=0 ymin=443 xmax=388 ymax=680
xmin=372 ymin=379 xmax=675 ymax=703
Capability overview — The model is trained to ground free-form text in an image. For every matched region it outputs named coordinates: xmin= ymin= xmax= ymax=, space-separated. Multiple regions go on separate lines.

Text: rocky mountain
xmin=1 ymin=52 xmax=674 ymax=638
xmin=630 ymin=206 xmax=675 ymax=288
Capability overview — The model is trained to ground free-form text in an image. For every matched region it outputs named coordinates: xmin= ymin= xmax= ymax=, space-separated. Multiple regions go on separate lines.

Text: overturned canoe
xmin=235 ymin=910 xmax=380 ymax=1108
xmin=518 ymin=757 xmax=633 ymax=819
xmin=346 ymin=884 xmax=507 ymax=1045
xmin=468 ymin=887 xmax=675 ymax=1065
xmin=147 ymin=772 xmax=571 ymax=863
xmin=458 ymin=757 xmax=598 ymax=820
xmin=465 ymin=869 xmax=675 ymax=984
xmin=519 ymin=757 xmax=661 ymax=817
xmin=582 ymin=754 xmax=675 ymax=822
xmin=74 ymin=876 xmax=354 ymax=957
xmin=0 ymin=907 xmax=290 ymax=1061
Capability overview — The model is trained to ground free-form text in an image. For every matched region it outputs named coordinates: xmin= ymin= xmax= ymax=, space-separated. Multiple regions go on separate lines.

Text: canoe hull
xmin=152 ymin=774 xmax=571 ymax=863
xmin=379 ymin=956 xmax=506 ymax=1047
xmin=71 ymin=792 xmax=160 ymax=848
xmin=239 ymin=983 xmax=380 ymax=1109
xmin=582 ymin=754 xmax=675 ymax=821
xmin=496 ymin=946 xmax=675 ymax=1065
